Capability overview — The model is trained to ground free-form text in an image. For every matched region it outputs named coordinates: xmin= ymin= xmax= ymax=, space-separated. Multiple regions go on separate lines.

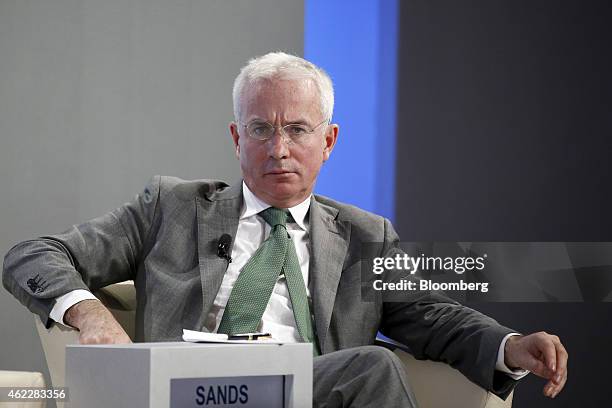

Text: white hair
xmin=232 ymin=51 xmax=334 ymax=123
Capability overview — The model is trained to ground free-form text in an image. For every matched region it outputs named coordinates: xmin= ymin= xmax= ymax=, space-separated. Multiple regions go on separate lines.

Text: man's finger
xmin=538 ymin=337 xmax=557 ymax=372
xmin=539 ymin=338 xmax=568 ymax=398
xmin=552 ymin=341 xmax=568 ymax=384
xmin=544 ymin=371 xmax=567 ymax=399
xmin=550 ymin=373 xmax=567 ymax=398
xmin=521 ymin=354 xmax=551 ymax=379
xmin=549 ymin=341 xmax=568 ymax=397
xmin=543 ymin=382 xmax=554 ymax=398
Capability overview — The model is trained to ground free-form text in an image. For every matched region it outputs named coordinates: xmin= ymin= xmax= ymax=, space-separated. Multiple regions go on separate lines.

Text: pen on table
xmin=228 ymin=332 xmax=272 ymax=340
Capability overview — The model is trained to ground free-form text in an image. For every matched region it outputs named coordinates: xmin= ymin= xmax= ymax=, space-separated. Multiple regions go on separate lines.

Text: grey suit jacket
xmin=3 ymin=176 xmax=517 ymax=398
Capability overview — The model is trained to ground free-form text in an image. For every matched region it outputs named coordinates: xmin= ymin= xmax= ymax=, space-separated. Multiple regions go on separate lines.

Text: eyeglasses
xmin=240 ymin=119 xmax=329 ymax=142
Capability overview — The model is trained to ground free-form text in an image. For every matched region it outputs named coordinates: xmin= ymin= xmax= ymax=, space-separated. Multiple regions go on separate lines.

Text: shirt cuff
xmin=496 ymin=333 xmax=530 ymax=380
xmin=50 ymin=290 xmax=99 ymax=326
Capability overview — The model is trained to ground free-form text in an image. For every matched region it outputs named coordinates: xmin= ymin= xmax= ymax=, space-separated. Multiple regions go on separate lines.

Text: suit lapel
xmin=309 ymin=197 xmax=351 ymax=353
xmin=196 ymin=180 xmax=242 ymax=329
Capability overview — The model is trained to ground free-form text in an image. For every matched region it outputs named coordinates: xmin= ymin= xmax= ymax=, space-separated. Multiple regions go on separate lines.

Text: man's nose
xmin=267 ymin=130 xmax=290 ymax=159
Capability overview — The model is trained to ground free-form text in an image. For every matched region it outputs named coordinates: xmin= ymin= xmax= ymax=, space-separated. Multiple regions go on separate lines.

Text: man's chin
xmin=260 ymin=184 xmax=308 ymax=207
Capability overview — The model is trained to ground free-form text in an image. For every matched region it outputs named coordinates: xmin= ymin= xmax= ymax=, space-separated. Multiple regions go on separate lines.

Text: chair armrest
xmin=35 ymin=281 xmax=137 ymax=389
xmin=94 ymin=282 xmax=137 ymax=340
xmin=393 ymin=348 xmax=513 ymax=408
xmin=375 ymin=337 xmax=513 ymax=408
xmin=34 ymin=318 xmax=80 ymax=389
xmin=0 ymin=370 xmax=45 ymax=387
xmin=0 ymin=370 xmax=46 ymax=408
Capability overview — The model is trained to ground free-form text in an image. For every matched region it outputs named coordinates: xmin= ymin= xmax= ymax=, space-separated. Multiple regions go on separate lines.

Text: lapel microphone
xmin=217 ymin=234 xmax=233 ymax=263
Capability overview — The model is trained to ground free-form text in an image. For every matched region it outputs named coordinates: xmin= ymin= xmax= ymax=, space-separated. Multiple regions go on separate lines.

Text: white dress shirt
xmin=50 ymin=182 xmax=527 ymax=378
xmin=203 ymin=182 xmax=311 ymax=342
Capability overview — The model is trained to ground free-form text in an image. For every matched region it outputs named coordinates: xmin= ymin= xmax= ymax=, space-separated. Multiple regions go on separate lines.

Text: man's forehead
xmin=241 ymin=77 xmax=321 ymax=121
xmin=245 ymin=76 xmax=316 ymax=98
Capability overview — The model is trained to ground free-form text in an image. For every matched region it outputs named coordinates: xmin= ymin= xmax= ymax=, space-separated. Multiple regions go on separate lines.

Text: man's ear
xmin=322 ymin=124 xmax=339 ymax=162
xmin=229 ymin=122 xmax=240 ymax=158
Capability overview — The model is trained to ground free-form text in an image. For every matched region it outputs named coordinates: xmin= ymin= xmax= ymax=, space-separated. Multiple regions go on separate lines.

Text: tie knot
xmin=260 ymin=207 xmax=289 ymax=227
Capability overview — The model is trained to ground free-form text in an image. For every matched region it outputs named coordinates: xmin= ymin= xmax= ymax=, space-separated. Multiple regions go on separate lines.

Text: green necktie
xmin=217 ymin=207 xmax=319 ymax=354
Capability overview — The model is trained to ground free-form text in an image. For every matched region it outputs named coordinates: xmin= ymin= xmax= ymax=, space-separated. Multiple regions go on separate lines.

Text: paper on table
xmin=182 ymin=329 xmax=284 ymax=344
xmin=182 ymin=329 xmax=228 ymax=342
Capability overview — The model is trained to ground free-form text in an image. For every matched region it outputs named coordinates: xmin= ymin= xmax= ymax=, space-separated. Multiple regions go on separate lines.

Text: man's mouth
xmin=266 ymin=169 xmax=296 ymax=175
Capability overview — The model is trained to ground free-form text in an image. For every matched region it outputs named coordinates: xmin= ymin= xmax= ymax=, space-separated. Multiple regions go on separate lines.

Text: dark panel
xmin=474 ymin=302 xmax=611 ymax=406
xmin=395 ymin=1 xmax=612 ymax=406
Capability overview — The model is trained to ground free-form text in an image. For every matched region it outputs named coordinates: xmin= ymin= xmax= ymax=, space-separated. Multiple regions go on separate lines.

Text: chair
xmin=35 ymin=282 xmax=513 ymax=408
xmin=0 ymin=370 xmax=46 ymax=408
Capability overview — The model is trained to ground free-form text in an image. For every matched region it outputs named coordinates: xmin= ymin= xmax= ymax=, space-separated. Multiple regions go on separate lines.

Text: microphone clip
xmin=217 ymin=234 xmax=233 ymax=263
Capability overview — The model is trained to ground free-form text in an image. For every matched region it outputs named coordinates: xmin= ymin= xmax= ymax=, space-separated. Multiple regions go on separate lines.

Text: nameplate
xmin=170 ymin=375 xmax=285 ymax=407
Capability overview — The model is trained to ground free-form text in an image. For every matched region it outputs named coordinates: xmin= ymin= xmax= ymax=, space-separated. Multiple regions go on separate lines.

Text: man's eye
xmin=286 ymin=125 xmax=308 ymax=135
xmin=252 ymin=125 xmax=271 ymax=136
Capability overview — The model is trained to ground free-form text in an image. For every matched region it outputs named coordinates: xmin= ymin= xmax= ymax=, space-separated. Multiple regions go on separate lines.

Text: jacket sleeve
xmin=2 ymin=175 xmax=161 ymax=327
xmin=377 ymin=218 xmax=519 ymax=400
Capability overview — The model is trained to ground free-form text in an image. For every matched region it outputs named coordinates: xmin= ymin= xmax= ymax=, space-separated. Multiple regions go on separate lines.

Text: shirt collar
xmin=241 ymin=181 xmax=310 ymax=230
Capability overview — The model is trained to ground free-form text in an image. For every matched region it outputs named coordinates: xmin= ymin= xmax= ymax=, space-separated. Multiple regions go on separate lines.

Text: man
xmin=3 ymin=52 xmax=567 ymax=406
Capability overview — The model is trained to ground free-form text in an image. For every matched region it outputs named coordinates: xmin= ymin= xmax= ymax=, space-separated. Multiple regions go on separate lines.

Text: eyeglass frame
xmin=238 ymin=118 xmax=330 ymax=143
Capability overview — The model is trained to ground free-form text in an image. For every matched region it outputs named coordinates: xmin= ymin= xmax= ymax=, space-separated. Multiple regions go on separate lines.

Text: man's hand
xmin=64 ymin=299 xmax=132 ymax=344
xmin=504 ymin=332 xmax=568 ymax=398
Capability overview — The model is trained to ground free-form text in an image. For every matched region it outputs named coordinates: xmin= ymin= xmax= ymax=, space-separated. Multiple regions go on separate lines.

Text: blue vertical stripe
xmin=305 ymin=0 xmax=398 ymax=221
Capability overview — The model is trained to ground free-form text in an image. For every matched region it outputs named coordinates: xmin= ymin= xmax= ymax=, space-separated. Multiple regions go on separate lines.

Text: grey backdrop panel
xmin=0 ymin=1 xmax=304 ymax=401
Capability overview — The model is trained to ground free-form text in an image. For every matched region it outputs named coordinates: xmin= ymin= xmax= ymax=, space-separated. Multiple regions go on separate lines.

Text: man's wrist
xmin=64 ymin=299 xmax=103 ymax=329
xmin=504 ymin=334 xmax=523 ymax=370
xmin=51 ymin=289 xmax=98 ymax=326
xmin=496 ymin=333 xmax=529 ymax=380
